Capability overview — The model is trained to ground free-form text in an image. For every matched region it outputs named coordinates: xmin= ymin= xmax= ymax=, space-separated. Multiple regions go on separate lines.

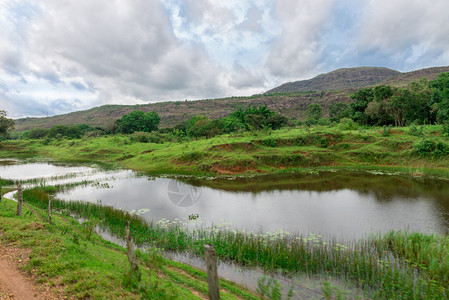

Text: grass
xmin=1 ymin=124 xmax=449 ymax=179
xmin=0 ymin=192 xmax=257 ymax=299
xmin=19 ymin=186 xmax=449 ymax=299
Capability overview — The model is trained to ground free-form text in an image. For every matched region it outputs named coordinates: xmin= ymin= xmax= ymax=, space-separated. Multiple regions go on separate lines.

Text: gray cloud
xmin=265 ymin=0 xmax=335 ymax=80
xmin=355 ymin=0 xmax=449 ymax=70
xmin=1 ymin=0 xmax=449 ymax=119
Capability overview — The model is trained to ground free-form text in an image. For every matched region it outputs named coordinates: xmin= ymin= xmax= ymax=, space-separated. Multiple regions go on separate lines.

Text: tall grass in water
xmin=23 ymin=187 xmax=448 ymax=299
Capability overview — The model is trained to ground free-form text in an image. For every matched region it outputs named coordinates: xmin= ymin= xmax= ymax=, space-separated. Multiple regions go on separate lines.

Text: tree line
xmin=327 ymin=72 xmax=449 ymax=126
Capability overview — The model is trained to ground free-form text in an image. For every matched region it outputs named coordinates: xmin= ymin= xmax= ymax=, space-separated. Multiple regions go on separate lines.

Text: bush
xmin=442 ymin=122 xmax=449 ymax=137
xmin=338 ymin=118 xmax=358 ymax=130
xmin=130 ymin=132 xmax=163 ymax=144
xmin=414 ymin=138 xmax=449 ymax=158
xmin=28 ymin=128 xmax=50 ymax=139
xmin=409 ymin=123 xmax=424 ymax=137
xmin=381 ymin=125 xmax=392 ymax=137
xmin=317 ymin=118 xmax=331 ymax=126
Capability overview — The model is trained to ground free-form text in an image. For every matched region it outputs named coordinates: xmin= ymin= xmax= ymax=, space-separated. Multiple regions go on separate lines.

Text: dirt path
xmin=0 ymin=243 xmax=58 ymax=300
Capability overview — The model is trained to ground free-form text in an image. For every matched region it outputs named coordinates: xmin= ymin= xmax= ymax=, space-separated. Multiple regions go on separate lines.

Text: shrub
xmin=130 ymin=132 xmax=163 ymax=144
xmin=381 ymin=125 xmax=392 ymax=137
xmin=414 ymin=138 xmax=449 ymax=158
xmin=442 ymin=122 xmax=449 ymax=137
xmin=338 ymin=118 xmax=358 ymax=130
xmin=409 ymin=123 xmax=424 ymax=137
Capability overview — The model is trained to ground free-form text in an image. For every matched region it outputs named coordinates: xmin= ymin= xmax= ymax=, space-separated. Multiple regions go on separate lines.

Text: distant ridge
xmin=13 ymin=66 xmax=449 ymax=131
xmin=379 ymin=66 xmax=449 ymax=86
xmin=265 ymin=67 xmax=401 ymax=93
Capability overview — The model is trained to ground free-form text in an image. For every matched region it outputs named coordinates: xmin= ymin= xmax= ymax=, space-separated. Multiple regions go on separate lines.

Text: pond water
xmin=2 ymin=160 xmax=448 ymax=296
xmin=1 ymin=160 xmax=448 ymax=239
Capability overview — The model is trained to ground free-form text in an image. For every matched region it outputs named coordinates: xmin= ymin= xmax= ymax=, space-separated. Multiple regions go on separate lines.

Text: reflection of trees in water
xmin=180 ymin=171 xmax=449 ymax=204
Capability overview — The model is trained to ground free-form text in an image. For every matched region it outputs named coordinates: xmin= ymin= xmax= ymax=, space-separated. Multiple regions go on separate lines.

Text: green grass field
xmin=2 ymin=125 xmax=449 ymax=178
xmin=0 ymin=193 xmax=258 ymax=299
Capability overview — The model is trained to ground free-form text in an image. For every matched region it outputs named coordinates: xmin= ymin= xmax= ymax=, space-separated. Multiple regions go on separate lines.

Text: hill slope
xmin=380 ymin=66 xmax=449 ymax=86
xmin=265 ymin=67 xmax=401 ymax=93
xmin=13 ymin=66 xmax=449 ymax=131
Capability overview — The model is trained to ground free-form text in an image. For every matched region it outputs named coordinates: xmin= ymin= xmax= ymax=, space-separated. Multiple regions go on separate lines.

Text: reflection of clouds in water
xmin=167 ymin=180 xmax=202 ymax=207
xmin=0 ymin=162 xmax=440 ymax=240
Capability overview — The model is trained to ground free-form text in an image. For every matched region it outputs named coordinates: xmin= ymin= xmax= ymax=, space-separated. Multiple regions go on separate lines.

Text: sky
xmin=1 ymin=0 xmax=449 ymax=119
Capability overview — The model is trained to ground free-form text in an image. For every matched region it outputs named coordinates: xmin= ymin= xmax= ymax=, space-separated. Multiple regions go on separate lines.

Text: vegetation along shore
xmin=0 ymin=71 xmax=448 ymax=298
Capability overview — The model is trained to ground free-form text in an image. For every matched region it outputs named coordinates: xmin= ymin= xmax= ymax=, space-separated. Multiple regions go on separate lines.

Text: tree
xmin=329 ymin=103 xmax=349 ymax=123
xmin=429 ymin=72 xmax=449 ymax=123
xmin=48 ymin=125 xmax=83 ymax=139
xmin=0 ymin=111 xmax=15 ymax=138
xmin=187 ymin=117 xmax=223 ymax=138
xmin=349 ymin=88 xmax=374 ymax=124
xmin=228 ymin=105 xmax=279 ymax=130
xmin=305 ymin=104 xmax=322 ymax=125
xmin=116 ymin=111 xmax=160 ymax=134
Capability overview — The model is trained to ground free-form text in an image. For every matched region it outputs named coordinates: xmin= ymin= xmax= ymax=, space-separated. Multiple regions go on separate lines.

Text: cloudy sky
xmin=1 ymin=0 xmax=449 ymax=118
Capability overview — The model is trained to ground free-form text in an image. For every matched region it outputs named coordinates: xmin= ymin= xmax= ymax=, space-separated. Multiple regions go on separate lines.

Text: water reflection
xmin=56 ymin=172 xmax=449 ymax=239
xmin=1 ymin=161 xmax=448 ymax=239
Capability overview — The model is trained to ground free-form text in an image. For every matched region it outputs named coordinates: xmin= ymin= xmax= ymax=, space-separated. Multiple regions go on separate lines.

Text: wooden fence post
xmin=125 ymin=220 xmax=139 ymax=272
xmin=48 ymin=198 xmax=53 ymax=225
xmin=205 ymin=243 xmax=220 ymax=300
xmin=16 ymin=181 xmax=23 ymax=216
xmin=0 ymin=186 xmax=2 ymax=203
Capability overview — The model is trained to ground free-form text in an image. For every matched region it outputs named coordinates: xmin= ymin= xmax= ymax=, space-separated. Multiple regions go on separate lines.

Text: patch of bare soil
xmin=0 ymin=242 xmax=62 ymax=300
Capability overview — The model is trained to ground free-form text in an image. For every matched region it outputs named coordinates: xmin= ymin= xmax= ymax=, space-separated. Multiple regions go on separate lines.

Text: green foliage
xmin=229 ymin=105 xmax=287 ymax=130
xmin=337 ymin=118 xmax=358 ymax=130
xmin=305 ymin=103 xmax=322 ymax=125
xmin=0 ymin=110 xmax=15 ymax=138
xmin=414 ymin=138 xmax=449 ymax=158
xmin=20 ymin=188 xmax=449 ymax=299
xmin=348 ymin=74 xmax=449 ymax=126
xmin=429 ymin=73 xmax=449 ymax=123
xmin=256 ymin=275 xmax=283 ymax=300
xmin=129 ymin=132 xmax=163 ymax=144
xmin=381 ymin=125 xmax=392 ymax=137
xmin=442 ymin=122 xmax=449 ymax=137
xmin=185 ymin=105 xmax=287 ymax=138
xmin=187 ymin=117 xmax=224 ymax=138
xmin=28 ymin=128 xmax=50 ymax=139
xmin=409 ymin=123 xmax=424 ymax=137
xmin=317 ymin=118 xmax=331 ymax=126
xmin=329 ymin=102 xmax=349 ymax=123
xmin=115 ymin=110 xmax=160 ymax=134
xmin=48 ymin=125 xmax=83 ymax=139
xmin=221 ymin=115 xmax=245 ymax=133
xmin=349 ymin=88 xmax=374 ymax=125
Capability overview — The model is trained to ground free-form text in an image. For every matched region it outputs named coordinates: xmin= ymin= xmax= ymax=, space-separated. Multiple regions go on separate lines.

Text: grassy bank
xmin=1 ymin=125 xmax=449 ymax=179
xmin=0 ymin=193 xmax=257 ymax=299
xmin=18 ymin=186 xmax=449 ymax=299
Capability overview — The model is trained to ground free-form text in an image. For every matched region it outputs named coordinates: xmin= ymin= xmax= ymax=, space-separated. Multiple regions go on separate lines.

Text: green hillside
xmin=13 ymin=66 xmax=449 ymax=131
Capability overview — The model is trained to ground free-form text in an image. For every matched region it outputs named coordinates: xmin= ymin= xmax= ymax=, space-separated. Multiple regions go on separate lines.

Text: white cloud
xmin=356 ymin=0 xmax=449 ymax=69
xmin=265 ymin=0 xmax=336 ymax=80
xmin=1 ymin=0 xmax=449 ymax=119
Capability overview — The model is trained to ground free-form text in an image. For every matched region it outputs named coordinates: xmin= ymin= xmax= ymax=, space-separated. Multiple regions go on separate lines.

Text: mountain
xmin=265 ymin=67 xmax=401 ymax=93
xmin=13 ymin=66 xmax=449 ymax=131
xmin=379 ymin=66 xmax=449 ymax=86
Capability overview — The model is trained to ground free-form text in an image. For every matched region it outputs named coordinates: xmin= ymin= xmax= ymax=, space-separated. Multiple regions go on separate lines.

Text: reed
xmin=22 ymin=186 xmax=448 ymax=299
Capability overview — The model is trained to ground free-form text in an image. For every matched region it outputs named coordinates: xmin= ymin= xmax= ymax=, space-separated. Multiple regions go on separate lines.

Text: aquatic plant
xmin=22 ymin=186 xmax=449 ymax=299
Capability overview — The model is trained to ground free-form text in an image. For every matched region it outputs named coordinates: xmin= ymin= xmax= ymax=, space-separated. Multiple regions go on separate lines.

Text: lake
xmin=1 ymin=160 xmax=448 ymax=239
